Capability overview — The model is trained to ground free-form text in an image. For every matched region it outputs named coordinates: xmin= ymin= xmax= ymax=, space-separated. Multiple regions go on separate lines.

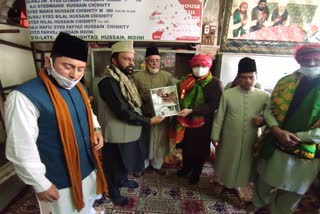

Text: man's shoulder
xmin=233 ymin=8 xmax=240 ymax=14
xmin=159 ymin=70 xmax=172 ymax=77
xmin=132 ymin=70 xmax=148 ymax=79
xmin=223 ymin=86 xmax=237 ymax=96
xmin=210 ymin=76 xmax=222 ymax=83
xmin=98 ymin=75 xmax=117 ymax=88
xmin=253 ymin=88 xmax=269 ymax=96
xmin=277 ymin=72 xmax=299 ymax=84
xmin=16 ymin=77 xmax=43 ymax=91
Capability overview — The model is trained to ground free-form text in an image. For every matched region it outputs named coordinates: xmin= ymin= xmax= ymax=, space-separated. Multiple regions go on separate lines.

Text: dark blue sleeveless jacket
xmin=16 ymin=77 xmax=95 ymax=189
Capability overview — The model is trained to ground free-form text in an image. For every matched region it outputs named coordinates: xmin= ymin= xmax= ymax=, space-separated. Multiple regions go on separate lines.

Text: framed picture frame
xmin=220 ymin=0 xmax=320 ymax=55
xmin=150 ymin=85 xmax=180 ymax=117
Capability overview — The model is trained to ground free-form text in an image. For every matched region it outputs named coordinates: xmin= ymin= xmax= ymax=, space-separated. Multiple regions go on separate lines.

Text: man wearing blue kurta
xmin=252 ymin=43 xmax=320 ymax=214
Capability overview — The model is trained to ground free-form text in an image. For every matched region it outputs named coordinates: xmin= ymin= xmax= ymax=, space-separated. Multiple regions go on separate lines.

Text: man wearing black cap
xmin=211 ymin=57 xmax=269 ymax=202
xmin=5 ymin=32 xmax=108 ymax=213
xmin=133 ymin=46 xmax=173 ymax=175
xmin=250 ymin=0 xmax=270 ymax=32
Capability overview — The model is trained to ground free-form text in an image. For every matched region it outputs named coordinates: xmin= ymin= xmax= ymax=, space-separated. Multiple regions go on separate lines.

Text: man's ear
xmin=111 ymin=57 xmax=117 ymax=66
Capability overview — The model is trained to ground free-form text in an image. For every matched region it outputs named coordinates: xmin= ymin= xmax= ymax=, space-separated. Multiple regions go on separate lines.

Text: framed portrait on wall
xmin=220 ymin=0 xmax=320 ymax=55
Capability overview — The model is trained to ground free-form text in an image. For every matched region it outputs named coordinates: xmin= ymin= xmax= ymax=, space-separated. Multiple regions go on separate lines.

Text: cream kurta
xmin=133 ymin=69 xmax=173 ymax=169
xmin=211 ymin=86 xmax=269 ymax=188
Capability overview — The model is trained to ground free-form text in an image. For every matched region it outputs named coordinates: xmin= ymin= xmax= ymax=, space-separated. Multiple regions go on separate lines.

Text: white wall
xmin=0 ymin=24 xmax=36 ymax=88
xmin=220 ymin=53 xmax=300 ymax=91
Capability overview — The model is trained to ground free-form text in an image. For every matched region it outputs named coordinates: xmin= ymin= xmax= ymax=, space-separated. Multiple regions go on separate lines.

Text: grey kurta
xmin=133 ymin=69 xmax=172 ymax=169
xmin=211 ymin=86 xmax=269 ymax=188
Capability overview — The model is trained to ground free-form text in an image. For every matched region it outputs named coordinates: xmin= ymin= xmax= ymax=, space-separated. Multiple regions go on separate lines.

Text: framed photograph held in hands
xmin=150 ymin=86 xmax=180 ymax=117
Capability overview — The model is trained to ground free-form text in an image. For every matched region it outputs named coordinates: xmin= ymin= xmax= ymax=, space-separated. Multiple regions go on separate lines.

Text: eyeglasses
xmin=147 ymin=59 xmax=160 ymax=63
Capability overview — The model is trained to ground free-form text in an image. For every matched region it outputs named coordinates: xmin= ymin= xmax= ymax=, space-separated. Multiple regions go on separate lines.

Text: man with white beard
xmin=133 ymin=46 xmax=173 ymax=175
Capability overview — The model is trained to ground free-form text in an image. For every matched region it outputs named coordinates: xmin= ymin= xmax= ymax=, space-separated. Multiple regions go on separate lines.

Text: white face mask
xmin=299 ymin=66 xmax=320 ymax=78
xmin=49 ymin=58 xmax=83 ymax=90
xmin=192 ymin=67 xmax=209 ymax=77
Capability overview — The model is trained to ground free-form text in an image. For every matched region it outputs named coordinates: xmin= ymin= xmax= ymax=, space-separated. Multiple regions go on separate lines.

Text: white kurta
xmin=211 ymin=86 xmax=269 ymax=188
xmin=256 ymin=97 xmax=320 ymax=195
xmin=5 ymin=90 xmax=101 ymax=214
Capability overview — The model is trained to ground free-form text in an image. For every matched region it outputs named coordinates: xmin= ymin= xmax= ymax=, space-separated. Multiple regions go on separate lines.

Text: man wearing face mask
xmin=170 ymin=54 xmax=223 ymax=184
xmin=252 ymin=43 xmax=320 ymax=213
xmin=211 ymin=57 xmax=269 ymax=203
xmin=4 ymin=32 xmax=108 ymax=214
xmin=132 ymin=46 xmax=173 ymax=176
xmin=98 ymin=41 xmax=164 ymax=206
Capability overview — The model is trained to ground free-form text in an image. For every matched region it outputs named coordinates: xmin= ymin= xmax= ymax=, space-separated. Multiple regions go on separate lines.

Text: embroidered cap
xmin=111 ymin=40 xmax=135 ymax=54
xmin=51 ymin=32 xmax=88 ymax=62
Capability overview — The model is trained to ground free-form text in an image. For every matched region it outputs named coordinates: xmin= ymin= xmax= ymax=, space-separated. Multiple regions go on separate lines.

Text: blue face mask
xmin=49 ymin=57 xmax=83 ymax=90
xmin=299 ymin=66 xmax=320 ymax=78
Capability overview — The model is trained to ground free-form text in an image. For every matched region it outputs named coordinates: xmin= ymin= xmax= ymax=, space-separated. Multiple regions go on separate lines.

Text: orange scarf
xmin=39 ymin=68 xmax=108 ymax=211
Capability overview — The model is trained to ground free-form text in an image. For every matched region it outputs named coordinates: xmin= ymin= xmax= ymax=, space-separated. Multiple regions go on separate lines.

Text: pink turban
xmin=239 ymin=2 xmax=248 ymax=8
xmin=294 ymin=43 xmax=320 ymax=64
xmin=189 ymin=54 xmax=213 ymax=68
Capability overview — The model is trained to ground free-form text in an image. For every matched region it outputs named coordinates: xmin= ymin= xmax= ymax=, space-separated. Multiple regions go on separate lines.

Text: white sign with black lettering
xmin=26 ymin=0 xmax=203 ymax=42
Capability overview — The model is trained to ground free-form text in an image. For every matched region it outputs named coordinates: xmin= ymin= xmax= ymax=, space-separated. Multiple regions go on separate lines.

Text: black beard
xmin=121 ymin=66 xmax=134 ymax=75
xmin=258 ymin=7 xmax=265 ymax=11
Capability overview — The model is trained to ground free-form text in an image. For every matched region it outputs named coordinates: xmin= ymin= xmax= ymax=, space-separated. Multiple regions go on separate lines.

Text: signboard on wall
xmin=220 ymin=0 xmax=320 ymax=55
xmin=26 ymin=0 xmax=203 ymax=43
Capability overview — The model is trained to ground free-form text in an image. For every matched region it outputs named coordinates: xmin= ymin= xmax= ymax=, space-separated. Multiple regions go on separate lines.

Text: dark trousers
xmin=181 ymin=146 xmax=206 ymax=180
xmin=180 ymin=126 xmax=211 ymax=180
xmin=102 ymin=143 xmax=128 ymax=198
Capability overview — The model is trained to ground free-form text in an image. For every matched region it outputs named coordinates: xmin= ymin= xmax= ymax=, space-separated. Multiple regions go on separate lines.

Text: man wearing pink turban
xmin=170 ymin=54 xmax=223 ymax=184
xmin=252 ymin=43 xmax=320 ymax=213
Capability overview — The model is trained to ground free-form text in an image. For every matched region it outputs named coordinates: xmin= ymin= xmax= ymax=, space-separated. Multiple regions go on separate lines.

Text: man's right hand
xmin=36 ymin=184 xmax=60 ymax=202
xmin=271 ymin=126 xmax=301 ymax=147
xmin=150 ymin=115 xmax=165 ymax=125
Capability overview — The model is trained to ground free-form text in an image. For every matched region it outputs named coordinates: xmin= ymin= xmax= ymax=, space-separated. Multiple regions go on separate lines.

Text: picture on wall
xmin=220 ymin=0 xmax=320 ymax=55
xmin=150 ymin=86 xmax=180 ymax=117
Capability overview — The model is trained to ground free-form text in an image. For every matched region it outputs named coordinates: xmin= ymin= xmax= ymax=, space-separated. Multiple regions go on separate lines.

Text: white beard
xmin=148 ymin=66 xmax=159 ymax=73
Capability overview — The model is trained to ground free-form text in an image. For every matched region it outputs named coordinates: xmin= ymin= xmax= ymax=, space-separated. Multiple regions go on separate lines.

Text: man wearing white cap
xmin=98 ymin=41 xmax=164 ymax=206
xmin=5 ymin=32 xmax=108 ymax=214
